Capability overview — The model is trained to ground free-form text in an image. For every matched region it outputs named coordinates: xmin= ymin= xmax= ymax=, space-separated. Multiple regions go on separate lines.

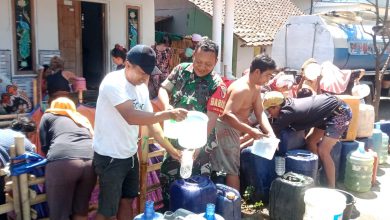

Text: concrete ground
xmin=347 ymin=98 xmax=390 ymax=220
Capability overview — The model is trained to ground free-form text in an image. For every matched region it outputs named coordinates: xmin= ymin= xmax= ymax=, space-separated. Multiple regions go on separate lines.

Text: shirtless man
xmin=210 ymin=55 xmax=277 ymax=190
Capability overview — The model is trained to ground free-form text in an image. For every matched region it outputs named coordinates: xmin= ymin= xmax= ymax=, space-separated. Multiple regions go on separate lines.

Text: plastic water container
xmin=269 ymin=172 xmax=314 ymax=220
xmin=170 ymin=175 xmax=217 ymax=213
xmin=178 ymin=111 xmax=209 ymax=149
xmin=379 ymin=132 xmax=389 ymax=164
xmin=352 ymin=84 xmax=371 ymax=99
xmin=275 ymin=156 xmax=286 ymax=176
xmin=285 ymin=150 xmax=318 ymax=181
xmin=356 ymin=137 xmax=374 ymax=150
xmin=339 ymin=141 xmax=359 ymax=182
xmin=337 ymin=95 xmax=360 ymax=141
xmin=163 ymin=209 xmax=194 ymax=220
xmin=303 ymin=188 xmax=346 ymax=220
xmin=215 ymin=184 xmax=241 ymax=220
xmin=240 ymin=147 xmax=276 ymax=203
xmin=250 ymin=137 xmax=280 ymax=160
xmin=164 ymin=119 xmax=182 ymax=139
xmin=356 ymin=104 xmax=374 ymax=138
xmin=372 ymin=128 xmax=383 ymax=153
xmin=375 ymin=120 xmax=390 ymax=140
xmin=199 ymin=203 xmax=225 ymax=220
xmin=134 ymin=201 xmax=164 ymax=220
xmin=278 ymin=128 xmax=306 ymax=155
xmin=372 ymin=125 xmax=388 ymax=164
xmin=180 ymin=150 xmax=194 ymax=179
xmin=344 ymin=143 xmax=374 ymax=192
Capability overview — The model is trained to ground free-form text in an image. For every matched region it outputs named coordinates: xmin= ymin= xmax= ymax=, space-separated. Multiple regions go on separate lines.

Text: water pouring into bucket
xmin=164 ymin=111 xmax=209 ymax=178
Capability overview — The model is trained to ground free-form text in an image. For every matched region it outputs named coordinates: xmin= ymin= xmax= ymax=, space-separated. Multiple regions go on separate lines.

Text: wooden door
xmin=57 ymin=0 xmax=82 ymax=76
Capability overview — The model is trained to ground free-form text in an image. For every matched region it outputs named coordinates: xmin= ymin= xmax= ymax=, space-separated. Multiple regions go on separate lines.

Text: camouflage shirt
xmin=161 ymin=63 xmax=226 ymax=114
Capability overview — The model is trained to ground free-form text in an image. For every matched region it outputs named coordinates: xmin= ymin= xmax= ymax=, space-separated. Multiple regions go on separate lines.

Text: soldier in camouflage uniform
xmin=158 ymin=39 xmax=227 ymax=207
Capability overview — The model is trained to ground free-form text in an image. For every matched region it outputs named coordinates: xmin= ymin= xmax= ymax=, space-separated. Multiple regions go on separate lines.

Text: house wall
xmin=155 ymin=0 xmax=193 ymax=35
xmin=236 ymin=38 xmax=254 ymax=78
xmin=108 ymin=0 xmax=155 ymax=49
xmin=290 ymin=0 xmax=312 ymax=14
xmin=187 ymin=8 xmax=212 ymax=38
xmin=155 ymin=0 xmax=212 ymax=37
xmin=0 ymin=0 xmax=155 ymax=110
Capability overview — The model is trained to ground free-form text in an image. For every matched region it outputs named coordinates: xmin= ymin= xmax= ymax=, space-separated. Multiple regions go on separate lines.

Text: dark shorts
xmin=318 ymin=102 xmax=352 ymax=139
xmin=93 ymin=152 xmax=139 ymax=217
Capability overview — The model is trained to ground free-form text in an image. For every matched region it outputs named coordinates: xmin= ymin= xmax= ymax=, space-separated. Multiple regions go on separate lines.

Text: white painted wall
xmin=236 ymin=39 xmax=254 ymax=78
xmin=1 ymin=0 xmax=156 ymax=73
xmin=35 ymin=0 xmax=59 ymax=50
xmin=108 ymin=0 xmax=155 ymax=49
xmin=0 ymin=0 xmax=12 ymax=50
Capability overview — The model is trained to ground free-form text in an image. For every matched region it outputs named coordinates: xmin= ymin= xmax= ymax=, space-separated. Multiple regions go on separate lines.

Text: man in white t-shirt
xmin=93 ymin=45 xmax=187 ymax=220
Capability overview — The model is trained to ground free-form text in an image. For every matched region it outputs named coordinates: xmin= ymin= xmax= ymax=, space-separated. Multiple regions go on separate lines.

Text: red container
xmin=367 ymin=149 xmax=378 ymax=185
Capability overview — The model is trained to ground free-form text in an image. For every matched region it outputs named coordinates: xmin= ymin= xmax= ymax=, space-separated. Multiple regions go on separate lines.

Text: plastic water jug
xmin=344 ymin=143 xmax=374 ymax=192
xmin=199 ymin=203 xmax=225 ymax=220
xmin=374 ymin=120 xmax=390 ymax=140
xmin=215 ymin=184 xmax=241 ymax=220
xmin=134 ymin=201 xmax=163 ymax=220
xmin=170 ymin=175 xmax=217 ymax=213
xmin=278 ymin=128 xmax=306 ymax=155
xmin=274 ymin=156 xmax=286 ymax=176
xmin=240 ymin=147 xmax=276 ymax=203
xmin=356 ymin=104 xmax=374 ymax=138
xmin=180 ymin=150 xmax=194 ymax=179
xmin=373 ymin=125 xmax=388 ymax=164
xmin=270 ymin=172 xmax=314 ymax=220
xmin=178 ymin=111 xmax=209 ymax=149
xmin=379 ymin=132 xmax=388 ymax=164
xmin=250 ymin=137 xmax=280 ymax=160
xmin=337 ymin=95 xmax=360 ymax=141
xmin=303 ymin=188 xmax=346 ymax=220
xmin=285 ymin=150 xmax=318 ymax=181
xmin=339 ymin=141 xmax=359 ymax=181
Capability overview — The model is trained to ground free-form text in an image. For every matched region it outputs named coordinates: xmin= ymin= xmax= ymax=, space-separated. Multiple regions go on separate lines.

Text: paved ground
xmin=348 ymin=98 xmax=390 ymax=220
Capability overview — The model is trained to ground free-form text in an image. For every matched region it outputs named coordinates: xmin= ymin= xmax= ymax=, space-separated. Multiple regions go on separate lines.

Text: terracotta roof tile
xmin=188 ymin=0 xmax=303 ymax=46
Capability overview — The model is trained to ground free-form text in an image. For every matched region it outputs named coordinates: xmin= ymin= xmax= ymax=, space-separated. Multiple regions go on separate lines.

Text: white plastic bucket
xmin=250 ymin=137 xmax=280 ymax=160
xmin=178 ymin=111 xmax=209 ymax=149
xmin=164 ymin=119 xmax=182 ymax=139
xmin=303 ymin=188 xmax=346 ymax=220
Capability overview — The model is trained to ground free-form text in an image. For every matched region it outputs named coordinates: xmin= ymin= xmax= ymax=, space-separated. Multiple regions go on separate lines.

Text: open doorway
xmin=81 ymin=2 xmax=105 ymax=90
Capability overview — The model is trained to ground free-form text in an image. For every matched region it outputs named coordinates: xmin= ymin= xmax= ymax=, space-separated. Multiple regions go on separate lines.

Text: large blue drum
xmin=169 ymin=175 xmax=217 ymax=213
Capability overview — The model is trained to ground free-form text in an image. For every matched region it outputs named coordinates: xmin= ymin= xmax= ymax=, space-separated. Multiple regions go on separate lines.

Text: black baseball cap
xmin=126 ymin=45 xmax=161 ymax=75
